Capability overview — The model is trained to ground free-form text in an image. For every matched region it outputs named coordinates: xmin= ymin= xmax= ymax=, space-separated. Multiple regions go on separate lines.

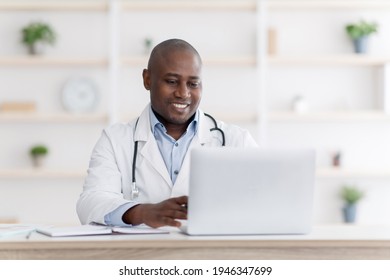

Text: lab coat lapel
xmin=139 ymin=138 xmax=172 ymax=187
xmin=173 ymin=111 xmax=213 ymax=190
xmin=134 ymin=105 xmax=172 ymax=188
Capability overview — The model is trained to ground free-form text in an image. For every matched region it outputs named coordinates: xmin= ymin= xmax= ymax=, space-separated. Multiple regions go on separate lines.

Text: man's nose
xmin=176 ymin=82 xmax=190 ymax=98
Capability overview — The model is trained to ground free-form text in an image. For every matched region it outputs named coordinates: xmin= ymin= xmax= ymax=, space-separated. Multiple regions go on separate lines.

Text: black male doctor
xmin=77 ymin=39 xmax=258 ymax=228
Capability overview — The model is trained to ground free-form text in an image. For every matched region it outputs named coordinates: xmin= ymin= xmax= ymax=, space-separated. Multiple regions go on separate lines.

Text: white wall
xmin=1 ymin=1 xmax=390 ymax=225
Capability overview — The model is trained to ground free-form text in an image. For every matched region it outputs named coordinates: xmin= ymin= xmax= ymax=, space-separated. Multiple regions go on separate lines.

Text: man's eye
xmin=166 ymin=80 xmax=177 ymax=85
xmin=189 ymin=82 xmax=200 ymax=89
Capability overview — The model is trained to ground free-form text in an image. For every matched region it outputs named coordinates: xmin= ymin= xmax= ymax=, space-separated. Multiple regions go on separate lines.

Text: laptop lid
xmin=185 ymin=147 xmax=315 ymax=235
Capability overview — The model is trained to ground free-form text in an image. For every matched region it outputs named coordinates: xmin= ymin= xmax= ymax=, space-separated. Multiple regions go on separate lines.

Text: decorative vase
xmin=343 ymin=203 xmax=357 ymax=223
xmin=292 ymin=95 xmax=308 ymax=114
xmin=27 ymin=42 xmax=45 ymax=55
xmin=32 ymin=155 xmax=46 ymax=168
xmin=353 ymin=36 xmax=368 ymax=54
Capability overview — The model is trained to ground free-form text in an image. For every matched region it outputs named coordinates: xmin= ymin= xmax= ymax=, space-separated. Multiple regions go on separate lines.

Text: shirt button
xmin=175 ymin=143 xmax=179 ymax=147
xmin=174 ymin=170 xmax=179 ymax=175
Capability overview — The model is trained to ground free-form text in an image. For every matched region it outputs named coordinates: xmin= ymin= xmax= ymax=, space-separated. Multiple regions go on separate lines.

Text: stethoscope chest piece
xmin=130 ymin=182 xmax=139 ymax=201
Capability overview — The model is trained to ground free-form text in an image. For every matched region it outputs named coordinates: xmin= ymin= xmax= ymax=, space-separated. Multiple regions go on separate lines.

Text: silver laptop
xmin=182 ymin=147 xmax=315 ymax=235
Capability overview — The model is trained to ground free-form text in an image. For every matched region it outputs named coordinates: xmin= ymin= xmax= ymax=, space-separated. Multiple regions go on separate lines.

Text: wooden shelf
xmin=0 ymin=112 xmax=108 ymax=123
xmin=121 ymin=111 xmax=257 ymax=123
xmin=2 ymin=167 xmax=389 ymax=180
xmin=124 ymin=54 xmax=390 ymax=67
xmin=3 ymin=0 xmax=390 ymax=12
xmin=0 ymin=1 xmax=107 ymax=11
xmin=0 ymin=57 xmax=107 ymax=67
xmin=121 ymin=0 xmax=256 ymax=11
xmin=204 ymin=56 xmax=256 ymax=67
xmin=122 ymin=55 xmax=256 ymax=67
xmin=3 ymin=55 xmax=389 ymax=67
xmin=0 ymin=168 xmax=86 ymax=179
xmin=269 ymin=0 xmax=390 ymax=9
xmin=269 ymin=55 xmax=390 ymax=66
xmin=269 ymin=111 xmax=390 ymax=122
xmin=317 ymin=167 xmax=390 ymax=179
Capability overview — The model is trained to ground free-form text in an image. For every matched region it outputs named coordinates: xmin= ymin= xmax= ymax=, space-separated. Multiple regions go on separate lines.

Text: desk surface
xmin=1 ymin=225 xmax=390 ymax=259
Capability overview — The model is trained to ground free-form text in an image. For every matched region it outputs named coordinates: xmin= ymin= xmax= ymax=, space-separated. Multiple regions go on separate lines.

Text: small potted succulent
xmin=340 ymin=185 xmax=364 ymax=223
xmin=30 ymin=145 xmax=49 ymax=168
xmin=345 ymin=20 xmax=378 ymax=54
xmin=144 ymin=37 xmax=153 ymax=54
xmin=21 ymin=22 xmax=56 ymax=55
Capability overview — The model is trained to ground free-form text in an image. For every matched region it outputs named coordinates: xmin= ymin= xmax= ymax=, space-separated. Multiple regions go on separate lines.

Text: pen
xmin=25 ymin=230 xmax=35 ymax=240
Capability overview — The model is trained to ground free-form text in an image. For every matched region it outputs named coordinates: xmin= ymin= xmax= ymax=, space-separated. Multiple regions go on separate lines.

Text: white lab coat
xmin=77 ymin=104 xmax=258 ymax=225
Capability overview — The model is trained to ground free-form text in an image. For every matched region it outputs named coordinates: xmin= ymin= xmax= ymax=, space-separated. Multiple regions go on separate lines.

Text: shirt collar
xmin=149 ymin=106 xmax=199 ymax=135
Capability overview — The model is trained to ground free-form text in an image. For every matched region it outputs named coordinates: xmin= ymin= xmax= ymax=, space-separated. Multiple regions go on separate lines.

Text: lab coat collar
xmin=133 ymin=104 xmax=152 ymax=142
xmin=134 ymin=103 xmax=213 ymax=145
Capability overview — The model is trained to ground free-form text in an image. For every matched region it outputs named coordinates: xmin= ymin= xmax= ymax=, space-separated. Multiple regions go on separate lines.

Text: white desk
xmin=1 ymin=225 xmax=390 ymax=259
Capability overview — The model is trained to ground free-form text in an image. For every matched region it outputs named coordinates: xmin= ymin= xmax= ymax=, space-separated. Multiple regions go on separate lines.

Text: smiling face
xmin=143 ymin=47 xmax=202 ymax=135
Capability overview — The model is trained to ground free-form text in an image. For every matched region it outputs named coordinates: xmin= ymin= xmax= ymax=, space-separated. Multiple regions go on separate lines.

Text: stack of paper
xmin=36 ymin=224 xmax=168 ymax=237
xmin=0 ymin=224 xmax=36 ymax=238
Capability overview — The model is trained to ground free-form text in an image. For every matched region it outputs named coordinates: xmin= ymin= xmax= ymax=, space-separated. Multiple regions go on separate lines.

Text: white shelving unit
xmin=0 ymin=0 xmax=389 ymax=173
xmin=0 ymin=0 xmax=264 ymax=181
xmin=265 ymin=1 xmax=390 ymax=224
xmin=1 ymin=0 xmax=390 ymax=224
xmin=0 ymin=0 xmax=111 ymax=198
xmin=267 ymin=0 xmax=390 ymax=124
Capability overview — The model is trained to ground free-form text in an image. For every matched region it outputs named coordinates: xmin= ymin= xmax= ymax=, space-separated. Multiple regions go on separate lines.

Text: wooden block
xmin=0 ymin=217 xmax=19 ymax=224
xmin=268 ymin=28 xmax=277 ymax=55
xmin=0 ymin=102 xmax=36 ymax=112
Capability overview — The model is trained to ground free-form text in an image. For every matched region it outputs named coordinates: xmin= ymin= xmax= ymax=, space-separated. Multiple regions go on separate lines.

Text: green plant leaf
xmin=21 ymin=22 xmax=56 ymax=46
xmin=345 ymin=20 xmax=378 ymax=39
xmin=341 ymin=186 xmax=364 ymax=205
xmin=30 ymin=145 xmax=49 ymax=156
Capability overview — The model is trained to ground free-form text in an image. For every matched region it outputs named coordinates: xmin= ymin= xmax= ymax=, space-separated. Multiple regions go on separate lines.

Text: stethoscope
xmin=130 ymin=113 xmax=225 ymax=200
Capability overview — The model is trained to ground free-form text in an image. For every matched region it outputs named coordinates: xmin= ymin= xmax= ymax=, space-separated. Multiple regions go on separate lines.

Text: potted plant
xmin=21 ymin=22 xmax=56 ymax=55
xmin=345 ymin=20 xmax=378 ymax=54
xmin=30 ymin=145 xmax=49 ymax=168
xmin=144 ymin=37 xmax=153 ymax=54
xmin=340 ymin=185 xmax=364 ymax=223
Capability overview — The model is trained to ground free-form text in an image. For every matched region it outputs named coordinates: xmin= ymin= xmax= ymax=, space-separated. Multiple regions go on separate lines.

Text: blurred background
xmin=1 ymin=0 xmax=390 ymax=226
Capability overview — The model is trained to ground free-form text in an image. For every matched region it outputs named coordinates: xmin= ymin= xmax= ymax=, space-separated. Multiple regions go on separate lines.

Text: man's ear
xmin=142 ymin=69 xmax=151 ymax=91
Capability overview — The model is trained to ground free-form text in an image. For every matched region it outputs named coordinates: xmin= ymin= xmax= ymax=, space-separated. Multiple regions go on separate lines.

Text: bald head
xmin=147 ymin=39 xmax=202 ymax=70
xmin=142 ymin=39 xmax=203 ymax=136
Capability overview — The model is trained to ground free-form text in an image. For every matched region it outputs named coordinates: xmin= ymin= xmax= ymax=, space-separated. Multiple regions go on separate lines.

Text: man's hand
xmin=122 ymin=196 xmax=188 ymax=228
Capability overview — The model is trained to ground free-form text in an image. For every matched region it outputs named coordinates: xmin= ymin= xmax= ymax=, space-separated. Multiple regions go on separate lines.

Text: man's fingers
xmin=161 ymin=209 xmax=187 ymax=220
xmin=143 ymin=197 xmax=189 ymax=228
xmin=171 ymin=195 xmax=188 ymax=206
xmin=161 ymin=217 xmax=183 ymax=228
